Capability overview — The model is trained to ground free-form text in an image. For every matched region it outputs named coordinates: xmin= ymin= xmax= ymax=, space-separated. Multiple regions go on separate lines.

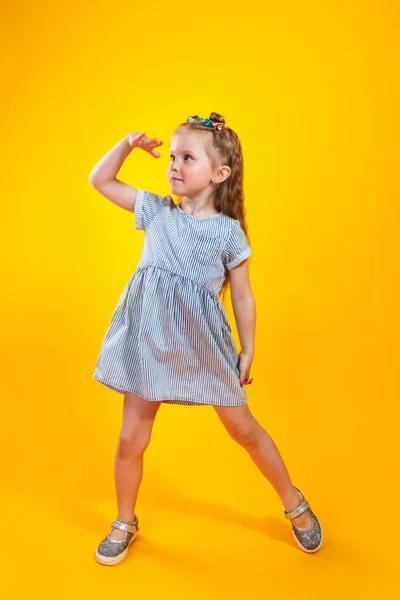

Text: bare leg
xmin=109 ymin=391 xmax=162 ymax=540
xmin=213 ymin=403 xmax=313 ymax=529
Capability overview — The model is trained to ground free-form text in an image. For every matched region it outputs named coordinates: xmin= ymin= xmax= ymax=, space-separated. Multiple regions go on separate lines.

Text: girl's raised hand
xmin=128 ymin=132 xmax=164 ymax=158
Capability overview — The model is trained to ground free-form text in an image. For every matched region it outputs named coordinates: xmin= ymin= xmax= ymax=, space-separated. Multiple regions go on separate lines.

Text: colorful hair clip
xmin=186 ymin=115 xmax=226 ymax=130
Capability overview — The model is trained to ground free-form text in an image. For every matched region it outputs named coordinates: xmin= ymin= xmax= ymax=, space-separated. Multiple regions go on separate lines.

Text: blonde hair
xmin=173 ymin=112 xmax=251 ymax=302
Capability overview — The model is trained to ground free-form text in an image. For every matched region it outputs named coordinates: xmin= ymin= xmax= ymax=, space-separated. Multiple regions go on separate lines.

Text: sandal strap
xmin=284 ymin=489 xmax=310 ymax=520
xmin=111 ymin=517 xmax=138 ymax=534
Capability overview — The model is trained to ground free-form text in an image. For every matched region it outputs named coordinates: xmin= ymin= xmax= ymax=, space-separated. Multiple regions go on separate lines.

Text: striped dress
xmin=93 ymin=189 xmax=253 ymax=406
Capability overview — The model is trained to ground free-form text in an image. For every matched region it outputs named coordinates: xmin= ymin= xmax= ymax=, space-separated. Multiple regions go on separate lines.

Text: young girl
xmin=89 ymin=112 xmax=323 ymax=565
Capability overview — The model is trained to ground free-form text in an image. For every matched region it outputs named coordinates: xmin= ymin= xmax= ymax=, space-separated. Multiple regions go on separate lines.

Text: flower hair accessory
xmin=187 ymin=115 xmax=225 ymax=130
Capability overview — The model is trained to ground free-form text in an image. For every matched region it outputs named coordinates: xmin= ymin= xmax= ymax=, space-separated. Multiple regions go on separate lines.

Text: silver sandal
xmin=284 ymin=487 xmax=323 ymax=553
xmin=95 ymin=514 xmax=139 ymax=565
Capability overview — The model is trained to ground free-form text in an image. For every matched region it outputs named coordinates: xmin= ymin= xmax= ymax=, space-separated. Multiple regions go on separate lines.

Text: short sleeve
xmin=134 ymin=189 xmax=174 ymax=231
xmin=223 ymin=219 xmax=252 ymax=270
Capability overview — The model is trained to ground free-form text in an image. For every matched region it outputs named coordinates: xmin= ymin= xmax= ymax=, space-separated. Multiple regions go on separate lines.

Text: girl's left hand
xmin=238 ymin=350 xmax=254 ymax=386
xmin=128 ymin=132 xmax=164 ymax=158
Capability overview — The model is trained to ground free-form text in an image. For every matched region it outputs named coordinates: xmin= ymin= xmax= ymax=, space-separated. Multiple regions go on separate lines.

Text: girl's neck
xmin=179 ymin=196 xmax=219 ymax=218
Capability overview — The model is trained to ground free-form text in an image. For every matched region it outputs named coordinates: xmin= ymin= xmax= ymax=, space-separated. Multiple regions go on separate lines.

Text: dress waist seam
xmin=136 ymin=263 xmax=219 ymax=300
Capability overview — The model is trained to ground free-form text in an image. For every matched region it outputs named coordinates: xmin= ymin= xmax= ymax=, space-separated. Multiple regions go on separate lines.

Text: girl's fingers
xmin=147 ymin=140 xmax=163 ymax=152
xmin=132 ymin=134 xmax=163 ymax=153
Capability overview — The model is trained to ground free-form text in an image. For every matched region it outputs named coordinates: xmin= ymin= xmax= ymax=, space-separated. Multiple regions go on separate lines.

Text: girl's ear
xmin=213 ymin=165 xmax=231 ymax=184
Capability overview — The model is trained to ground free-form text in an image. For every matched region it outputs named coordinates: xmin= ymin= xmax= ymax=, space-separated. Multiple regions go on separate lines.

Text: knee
xmin=226 ymin=416 xmax=260 ymax=448
xmin=117 ymin=427 xmax=152 ymax=458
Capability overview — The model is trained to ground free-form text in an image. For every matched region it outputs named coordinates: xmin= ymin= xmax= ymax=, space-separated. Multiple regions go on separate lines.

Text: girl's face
xmin=167 ymin=131 xmax=218 ymax=198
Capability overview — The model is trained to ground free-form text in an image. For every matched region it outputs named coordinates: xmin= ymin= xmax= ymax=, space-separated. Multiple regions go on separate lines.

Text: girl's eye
xmin=169 ymin=154 xmax=193 ymax=161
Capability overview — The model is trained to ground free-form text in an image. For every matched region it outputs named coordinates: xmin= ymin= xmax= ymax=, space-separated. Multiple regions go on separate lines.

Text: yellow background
xmin=1 ymin=0 xmax=398 ymax=596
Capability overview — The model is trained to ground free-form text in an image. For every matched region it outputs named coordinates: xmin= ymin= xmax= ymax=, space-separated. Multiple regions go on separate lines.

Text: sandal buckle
xmin=110 ymin=516 xmax=138 ymax=534
xmin=284 ymin=488 xmax=310 ymax=521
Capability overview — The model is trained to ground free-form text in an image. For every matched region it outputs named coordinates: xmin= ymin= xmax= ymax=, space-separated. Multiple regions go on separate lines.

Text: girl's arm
xmin=230 ymin=260 xmax=256 ymax=356
xmin=88 ymin=132 xmax=163 ymax=212
xmin=229 ymin=260 xmax=256 ymax=384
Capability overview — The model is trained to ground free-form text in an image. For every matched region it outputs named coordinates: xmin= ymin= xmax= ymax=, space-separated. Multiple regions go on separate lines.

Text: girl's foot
xmin=284 ymin=486 xmax=323 ymax=553
xmin=95 ymin=515 xmax=139 ymax=565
